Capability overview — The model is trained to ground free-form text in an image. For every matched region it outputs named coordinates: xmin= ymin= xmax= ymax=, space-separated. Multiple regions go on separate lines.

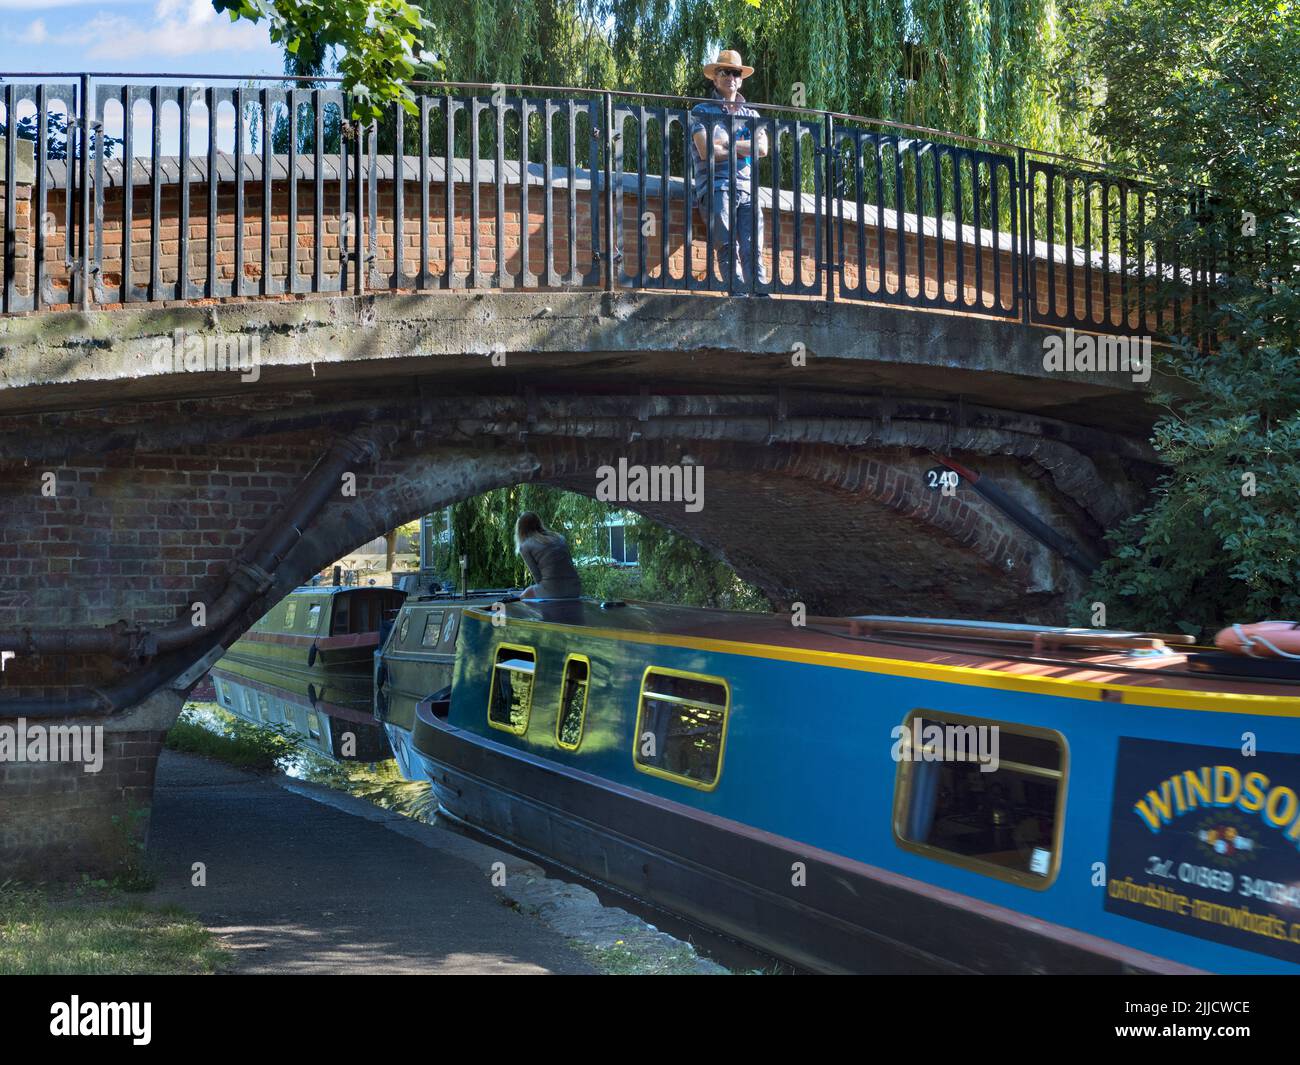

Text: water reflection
xmin=179 ymin=700 xmax=438 ymax=825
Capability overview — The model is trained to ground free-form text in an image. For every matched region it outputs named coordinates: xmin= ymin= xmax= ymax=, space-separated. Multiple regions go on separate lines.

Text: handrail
xmin=0 ymin=73 xmax=1216 ymax=343
xmin=0 ymin=71 xmax=1175 ymax=182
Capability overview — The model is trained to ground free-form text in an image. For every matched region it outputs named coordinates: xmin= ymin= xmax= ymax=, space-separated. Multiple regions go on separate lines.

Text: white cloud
xmin=0 ymin=0 xmax=136 ymax=9
xmin=20 ymin=17 xmax=49 ymax=42
xmin=40 ymin=4 xmax=269 ymax=61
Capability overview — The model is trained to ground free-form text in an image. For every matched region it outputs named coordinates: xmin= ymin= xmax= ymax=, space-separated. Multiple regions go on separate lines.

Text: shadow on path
xmin=143 ymin=749 xmax=597 ymax=974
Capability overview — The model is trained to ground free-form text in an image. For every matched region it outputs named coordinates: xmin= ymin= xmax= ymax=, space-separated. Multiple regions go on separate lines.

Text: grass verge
xmin=573 ymin=937 xmax=713 ymax=976
xmin=0 ymin=881 xmax=231 ymax=975
xmin=165 ymin=705 xmax=294 ymax=771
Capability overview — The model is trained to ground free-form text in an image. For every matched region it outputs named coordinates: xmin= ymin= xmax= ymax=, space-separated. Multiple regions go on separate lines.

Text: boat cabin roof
xmin=290 ymin=584 xmax=400 ymax=596
xmin=469 ymin=599 xmax=1300 ymax=710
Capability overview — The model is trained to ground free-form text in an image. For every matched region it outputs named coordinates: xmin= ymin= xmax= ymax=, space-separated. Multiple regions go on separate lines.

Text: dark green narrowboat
xmin=210 ymin=585 xmax=404 ymax=762
xmin=375 ymin=590 xmax=515 ymax=780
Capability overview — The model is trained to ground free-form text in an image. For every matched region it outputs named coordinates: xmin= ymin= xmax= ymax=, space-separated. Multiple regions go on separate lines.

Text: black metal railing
xmin=0 ymin=73 xmax=1214 ymax=340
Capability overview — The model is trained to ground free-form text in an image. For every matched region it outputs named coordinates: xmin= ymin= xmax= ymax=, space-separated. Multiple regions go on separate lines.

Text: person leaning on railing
xmin=689 ymin=50 xmax=770 ymax=291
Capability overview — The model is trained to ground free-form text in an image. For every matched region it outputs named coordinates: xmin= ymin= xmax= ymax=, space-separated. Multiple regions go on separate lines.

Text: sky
xmin=1 ymin=0 xmax=298 ymax=154
xmin=0 ymin=0 xmax=284 ymax=79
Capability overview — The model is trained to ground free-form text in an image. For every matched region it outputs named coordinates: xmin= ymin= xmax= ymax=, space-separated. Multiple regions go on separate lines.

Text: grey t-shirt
xmin=520 ymin=533 xmax=583 ymax=598
xmin=689 ymin=92 xmax=761 ymax=202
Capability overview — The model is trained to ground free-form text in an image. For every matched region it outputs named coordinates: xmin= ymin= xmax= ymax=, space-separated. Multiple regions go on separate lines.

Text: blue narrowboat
xmin=404 ymin=599 xmax=1300 ymax=974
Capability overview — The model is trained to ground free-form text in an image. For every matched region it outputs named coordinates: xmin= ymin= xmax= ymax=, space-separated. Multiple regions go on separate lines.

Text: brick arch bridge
xmin=0 ymin=330 xmax=1156 ymax=878
xmin=0 ymin=74 xmax=1197 ymax=877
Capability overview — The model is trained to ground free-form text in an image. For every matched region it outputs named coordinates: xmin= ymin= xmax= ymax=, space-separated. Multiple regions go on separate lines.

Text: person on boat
xmin=515 ymin=512 xmax=583 ymax=600
xmin=689 ymin=49 xmax=770 ymax=290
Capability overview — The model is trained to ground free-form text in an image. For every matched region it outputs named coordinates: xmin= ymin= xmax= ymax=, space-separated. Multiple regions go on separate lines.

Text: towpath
xmin=143 ymin=750 xmax=599 ymax=974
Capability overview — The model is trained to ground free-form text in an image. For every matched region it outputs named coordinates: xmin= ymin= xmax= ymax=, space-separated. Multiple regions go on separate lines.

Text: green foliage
xmin=177 ymin=704 xmax=440 ymax=821
xmin=239 ymin=0 xmax=1095 ymax=158
xmin=431 ymin=485 xmax=769 ymax=610
xmin=107 ymin=806 xmax=156 ymax=893
xmin=622 ymin=517 xmax=770 ymax=610
xmin=213 ymin=0 xmax=441 ymax=118
xmin=1070 ymin=0 xmax=1300 ymax=635
xmin=166 ymin=705 xmax=296 ymax=770
xmin=603 ymin=0 xmax=1093 ymax=152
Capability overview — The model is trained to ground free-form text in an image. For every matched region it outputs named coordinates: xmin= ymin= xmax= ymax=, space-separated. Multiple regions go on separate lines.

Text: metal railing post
xmin=824 ymin=112 xmax=835 ymax=303
xmin=353 ymin=116 xmax=364 ymax=296
xmin=602 ymin=90 xmax=615 ymax=291
xmin=78 ymin=74 xmax=92 ymax=311
xmin=1018 ymin=146 xmax=1031 ymax=325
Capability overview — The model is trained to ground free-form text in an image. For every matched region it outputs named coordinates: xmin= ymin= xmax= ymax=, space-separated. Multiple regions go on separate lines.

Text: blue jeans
xmin=701 ymin=186 xmax=768 ymax=288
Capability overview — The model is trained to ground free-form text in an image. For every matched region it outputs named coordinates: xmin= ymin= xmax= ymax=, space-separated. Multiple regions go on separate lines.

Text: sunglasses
xmin=718 ymin=69 xmax=743 ymax=78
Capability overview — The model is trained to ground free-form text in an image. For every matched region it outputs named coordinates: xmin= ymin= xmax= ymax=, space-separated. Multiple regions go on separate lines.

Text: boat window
xmin=633 ymin=669 xmax=730 ymax=790
xmin=421 ymin=611 xmax=446 ymax=648
xmin=440 ymin=611 xmax=457 ymax=645
xmin=892 ymin=710 xmax=1067 ymax=889
xmin=397 ymin=612 xmax=411 ymax=644
xmin=306 ymin=604 xmax=322 ymax=632
xmin=307 ymin=710 xmax=322 ymax=740
xmin=257 ymin=694 xmax=273 ymax=723
xmin=487 ymin=645 xmax=536 ymax=735
xmin=555 ymin=655 xmax=591 ymax=750
xmin=284 ymin=602 xmax=298 ymax=629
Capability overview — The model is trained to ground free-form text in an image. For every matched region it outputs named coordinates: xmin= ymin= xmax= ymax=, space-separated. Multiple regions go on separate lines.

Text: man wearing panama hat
xmin=690 ymin=49 xmax=770 ymax=291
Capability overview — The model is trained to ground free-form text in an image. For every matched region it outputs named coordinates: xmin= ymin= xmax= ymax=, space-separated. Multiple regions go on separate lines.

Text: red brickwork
xmin=0 ymin=165 xmax=1178 ymax=330
xmin=1 ymin=726 xmax=167 ymax=880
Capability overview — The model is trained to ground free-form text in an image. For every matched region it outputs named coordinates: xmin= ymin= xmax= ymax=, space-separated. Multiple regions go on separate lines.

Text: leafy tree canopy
xmin=213 ymin=0 xmax=440 ymax=117
xmin=429 ymin=485 xmax=768 ymax=611
xmin=223 ymin=0 xmax=1096 ymax=156
xmin=1067 ymin=0 xmax=1300 ymax=634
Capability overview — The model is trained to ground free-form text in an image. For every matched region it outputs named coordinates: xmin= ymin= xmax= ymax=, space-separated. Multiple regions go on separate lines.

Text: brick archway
xmin=0 ymin=393 xmax=1148 ymax=880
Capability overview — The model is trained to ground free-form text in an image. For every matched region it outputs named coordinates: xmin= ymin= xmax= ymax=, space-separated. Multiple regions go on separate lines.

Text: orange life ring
xmin=1214 ymin=621 xmax=1300 ymax=659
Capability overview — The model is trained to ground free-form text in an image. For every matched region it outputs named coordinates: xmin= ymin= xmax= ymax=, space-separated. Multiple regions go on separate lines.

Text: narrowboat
xmin=406 ymin=598 xmax=1300 ymax=974
xmin=210 ymin=669 xmax=393 ymax=762
xmin=374 ymin=590 xmax=514 ymax=780
xmin=210 ymin=585 xmax=404 ymax=763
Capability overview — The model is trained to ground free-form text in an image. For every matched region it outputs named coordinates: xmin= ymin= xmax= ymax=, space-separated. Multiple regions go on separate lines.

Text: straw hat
xmin=702 ymin=49 xmax=755 ymax=80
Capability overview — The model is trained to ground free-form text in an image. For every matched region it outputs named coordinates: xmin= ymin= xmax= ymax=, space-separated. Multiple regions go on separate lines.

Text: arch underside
xmin=273 ymin=436 xmax=1088 ymax=626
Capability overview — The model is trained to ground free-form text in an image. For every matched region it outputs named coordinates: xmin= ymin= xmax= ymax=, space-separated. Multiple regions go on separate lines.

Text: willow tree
xmin=602 ymin=0 xmax=1094 ymax=154
xmin=429 ymin=485 xmax=769 ymax=610
xmin=232 ymin=0 xmax=1097 ymax=156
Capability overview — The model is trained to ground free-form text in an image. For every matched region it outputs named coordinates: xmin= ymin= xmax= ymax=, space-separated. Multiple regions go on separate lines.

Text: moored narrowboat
xmin=375 ymin=590 xmax=514 ymax=780
xmin=210 ymin=669 xmax=393 ymax=762
xmin=211 ymin=585 xmax=404 ymax=763
xmin=408 ymin=598 xmax=1300 ymax=974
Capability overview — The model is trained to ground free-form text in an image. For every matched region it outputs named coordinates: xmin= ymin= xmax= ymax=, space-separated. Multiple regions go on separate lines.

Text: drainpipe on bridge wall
xmin=0 ymin=426 xmax=401 ymax=717
xmin=934 ymin=457 xmax=1101 ymax=577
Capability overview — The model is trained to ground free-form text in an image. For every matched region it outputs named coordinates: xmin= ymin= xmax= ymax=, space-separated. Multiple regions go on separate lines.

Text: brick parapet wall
xmin=0 ymin=170 xmax=1177 ymax=330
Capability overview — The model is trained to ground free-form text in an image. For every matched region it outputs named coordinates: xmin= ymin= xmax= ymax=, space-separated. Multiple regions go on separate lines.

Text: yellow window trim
xmin=891 ymin=708 xmax=1070 ymax=891
xmin=632 ymin=665 xmax=732 ymax=792
xmin=486 ymin=642 xmax=537 ymax=736
xmin=554 ymin=653 xmax=592 ymax=751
